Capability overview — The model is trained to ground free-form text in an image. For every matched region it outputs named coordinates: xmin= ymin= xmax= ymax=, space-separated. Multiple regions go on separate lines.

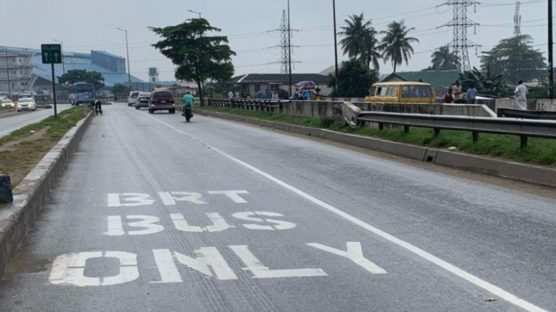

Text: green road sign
xmin=41 ymin=44 xmax=62 ymax=64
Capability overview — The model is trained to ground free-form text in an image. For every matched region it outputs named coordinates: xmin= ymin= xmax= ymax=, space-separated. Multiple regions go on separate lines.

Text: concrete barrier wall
xmin=495 ymin=98 xmax=556 ymax=112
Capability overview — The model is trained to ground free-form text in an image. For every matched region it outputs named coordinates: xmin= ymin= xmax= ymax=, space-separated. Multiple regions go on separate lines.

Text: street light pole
xmin=53 ymin=39 xmax=65 ymax=75
xmin=287 ymin=0 xmax=293 ymax=99
xmin=5 ymin=48 xmax=11 ymax=98
xmin=333 ymin=0 xmax=339 ymax=94
xmin=549 ymin=0 xmax=553 ymax=101
xmin=117 ymin=27 xmax=132 ymax=87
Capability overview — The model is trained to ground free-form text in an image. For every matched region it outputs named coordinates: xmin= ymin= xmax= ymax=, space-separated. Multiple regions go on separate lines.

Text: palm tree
xmin=380 ymin=21 xmax=419 ymax=72
xmin=430 ymin=45 xmax=460 ymax=70
xmin=339 ymin=13 xmax=381 ymax=70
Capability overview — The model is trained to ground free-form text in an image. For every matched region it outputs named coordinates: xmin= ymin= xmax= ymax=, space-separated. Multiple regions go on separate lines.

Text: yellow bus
xmin=365 ymin=81 xmax=436 ymax=104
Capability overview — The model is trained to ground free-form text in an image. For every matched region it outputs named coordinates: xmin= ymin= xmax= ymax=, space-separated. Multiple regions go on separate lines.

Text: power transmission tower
xmin=514 ymin=1 xmax=522 ymax=36
xmin=438 ymin=0 xmax=480 ymax=72
xmin=280 ymin=9 xmax=289 ymax=73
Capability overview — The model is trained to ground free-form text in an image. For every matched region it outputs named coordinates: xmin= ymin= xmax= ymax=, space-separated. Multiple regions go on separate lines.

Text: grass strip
xmin=198 ymin=106 xmax=556 ymax=167
xmin=0 ymin=106 xmax=91 ymax=187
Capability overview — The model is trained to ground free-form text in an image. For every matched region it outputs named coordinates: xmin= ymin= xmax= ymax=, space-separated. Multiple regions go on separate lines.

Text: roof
xmin=381 ymin=70 xmax=460 ymax=88
xmin=372 ymin=81 xmax=432 ymax=87
xmin=231 ymin=73 xmax=328 ymax=85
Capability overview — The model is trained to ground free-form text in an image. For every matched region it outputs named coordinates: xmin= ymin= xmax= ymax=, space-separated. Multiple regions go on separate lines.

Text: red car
xmin=148 ymin=90 xmax=175 ymax=114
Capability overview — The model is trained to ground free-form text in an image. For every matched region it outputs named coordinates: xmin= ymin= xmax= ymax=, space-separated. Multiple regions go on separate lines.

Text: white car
xmin=1 ymin=98 xmax=16 ymax=109
xmin=128 ymin=91 xmax=140 ymax=107
xmin=16 ymin=97 xmax=37 ymax=112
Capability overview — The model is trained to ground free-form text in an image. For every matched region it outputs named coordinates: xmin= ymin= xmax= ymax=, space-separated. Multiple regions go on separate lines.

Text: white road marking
xmin=108 ymin=193 xmax=154 ymax=207
xmin=152 ymin=248 xmax=238 ymax=282
xmin=229 ymin=245 xmax=327 ymax=279
xmin=159 ymin=191 xmax=207 ymax=205
xmin=170 ymin=212 xmax=235 ymax=232
xmin=208 ymin=190 xmax=249 ymax=203
xmin=145 ymin=113 xmax=549 ymax=312
xmin=104 ymin=215 xmax=164 ymax=236
xmin=49 ymin=251 xmax=139 ymax=287
xmin=232 ymin=211 xmax=297 ymax=231
xmin=308 ymin=242 xmax=387 ymax=274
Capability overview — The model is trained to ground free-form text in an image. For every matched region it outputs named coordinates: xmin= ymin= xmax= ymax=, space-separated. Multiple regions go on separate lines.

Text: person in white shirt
xmin=514 ymin=80 xmax=528 ymax=110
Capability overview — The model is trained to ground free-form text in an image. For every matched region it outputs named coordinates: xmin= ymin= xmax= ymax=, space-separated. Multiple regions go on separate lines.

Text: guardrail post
xmin=378 ymin=123 xmax=384 ymax=131
xmin=403 ymin=125 xmax=410 ymax=133
xmin=520 ymin=135 xmax=528 ymax=149
xmin=472 ymin=131 xmax=479 ymax=144
xmin=433 ymin=128 xmax=440 ymax=137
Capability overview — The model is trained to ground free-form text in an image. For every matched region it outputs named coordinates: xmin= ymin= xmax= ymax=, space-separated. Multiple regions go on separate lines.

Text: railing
xmin=497 ymin=108 xmax=556 ymax=120
xmin=357 ymin=111 xmax=556 ymax=148
xmin=208 ymin=98 xmax=289 ymax=113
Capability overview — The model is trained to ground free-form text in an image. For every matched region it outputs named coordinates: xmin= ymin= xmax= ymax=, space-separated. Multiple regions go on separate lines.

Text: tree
xmin=58 ymin=69 xmax=104 ymax=89
xmin=379 ymin=21 xmax=419 ymax=73
xmin=481 ymin=35 xmax=546 ymax=84
xmin=151 ymin=18 xmax=235 ymax=106
xmin=111 ymin=83 xmax=131 ymax=98
xmin=339 ymin=13 xmax=381 ymax=70
xmin=428 ymin=45 xmax=460 ymax=70
xmin=328 ymin=59 xmax=378 ymax=97
xmin=458 ymin=67 xmax=508 ymax=97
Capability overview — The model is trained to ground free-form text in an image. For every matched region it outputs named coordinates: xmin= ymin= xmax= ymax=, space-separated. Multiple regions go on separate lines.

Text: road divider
xmin=197 ymin=110 xmax=556 ymax=188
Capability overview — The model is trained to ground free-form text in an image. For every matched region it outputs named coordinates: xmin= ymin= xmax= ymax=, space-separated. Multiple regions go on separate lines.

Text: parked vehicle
xmin=148 ymin=89 xmax=175 ymax=114
xmin=1 ymin=98 xmax=15 ymax=109
xmin=134 ymin=92 xmax=151 ymax=109
xmin=128 ymin=91 xmax=140 ymax=107
xmin=16 ymin=97 xmax=37 ymax=111
xmin=69 ymin=82 xmax=96 ymax=105
xmin=366 ymin=82 xmax=436 ymax=104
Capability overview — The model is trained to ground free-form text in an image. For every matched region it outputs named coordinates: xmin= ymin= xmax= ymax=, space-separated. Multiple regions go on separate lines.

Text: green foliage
xmin=328 ymin=59 xmax=378 ymax=97
xmin=111 ymin=83 xmax=131 ymax=97
xmin=151 ymin=18 xmax=235 ymax=105
xmin=379 ymin=21 xmax=419 ymax=73
xmin=480 ymin=35 xmax=546 ymax=84
xmin=459 ymin=67 xmax=509 ymax=97
xmin=58 ymin=70 xmax=105 ymax=89
xmin=427 ymin=45 xmax=460 ymax=70
xmin=339 ymin=13 xmax=381 ymax=71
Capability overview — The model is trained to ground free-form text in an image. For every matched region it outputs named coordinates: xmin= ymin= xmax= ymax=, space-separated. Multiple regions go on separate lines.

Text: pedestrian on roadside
xmin=228 ymin=90 xmax=234 ymax=100
xmin=94 ymin=100 xmax=103 ymax=116
xmin=453 ymin=80 xmax=464 ymax=103
xmin=466 ymin=85 xmax=478 ymax=104
xmin=302 ymin=89 xmax=310 ymax=100
xmin=443 ymin=88 xmax=454 ymax=104
xmin=514 ymin=80 xmax=528 ymax=110
xmin=182 ymin=91 xmax=194 ymax=122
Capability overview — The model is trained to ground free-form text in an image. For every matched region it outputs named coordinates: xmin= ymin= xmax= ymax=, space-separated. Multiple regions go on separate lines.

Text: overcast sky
xmin=0 ymin=0 xmax=550 ymax=81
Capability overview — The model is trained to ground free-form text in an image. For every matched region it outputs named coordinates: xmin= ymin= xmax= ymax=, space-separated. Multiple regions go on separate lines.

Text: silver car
xmin=16 ymin=97 xmax=37 ymax=112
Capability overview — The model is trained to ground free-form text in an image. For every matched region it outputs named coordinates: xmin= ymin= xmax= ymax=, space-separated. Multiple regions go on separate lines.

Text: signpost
xmin=41 ymin=44 xmax=62 ymax=117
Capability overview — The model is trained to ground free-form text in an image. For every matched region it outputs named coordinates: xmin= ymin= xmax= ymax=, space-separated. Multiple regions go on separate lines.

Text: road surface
xmin=0 ymin=104 xmax=71 ymax=138
xmin=0 ymin=104 xmax=554 ymax=312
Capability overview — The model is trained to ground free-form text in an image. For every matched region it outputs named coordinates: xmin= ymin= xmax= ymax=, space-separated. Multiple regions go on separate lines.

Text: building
xmin=0 ymin=45 xmax=143 ymax=96
xmin=230 ymin=73 xmax=331 ymax=98
xmin=0 ymin=49 xmax=35 ymax=96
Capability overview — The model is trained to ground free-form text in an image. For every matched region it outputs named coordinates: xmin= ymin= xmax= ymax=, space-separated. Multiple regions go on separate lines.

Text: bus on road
xmin=69 ymin=82 xmax=96 ymax=105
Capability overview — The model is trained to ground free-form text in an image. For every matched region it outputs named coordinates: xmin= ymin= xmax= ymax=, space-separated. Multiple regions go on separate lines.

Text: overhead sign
xmin=41 ymin=44 xmax=62 ymax=64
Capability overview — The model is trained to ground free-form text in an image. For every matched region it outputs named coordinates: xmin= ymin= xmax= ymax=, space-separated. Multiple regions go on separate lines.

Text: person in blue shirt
xmin=182 ymin=91 xmax=194 ymax=122
xmin=466 ymin=85 xmax=478 ymax=104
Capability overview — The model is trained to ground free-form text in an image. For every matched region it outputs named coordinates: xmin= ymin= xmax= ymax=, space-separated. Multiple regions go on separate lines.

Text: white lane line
xmin=144 ymin=113 xmax=548 ymax=312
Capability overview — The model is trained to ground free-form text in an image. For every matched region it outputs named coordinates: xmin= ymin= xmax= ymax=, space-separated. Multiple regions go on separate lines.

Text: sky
xmin=0 ymin=0 xmax=551 ymax=81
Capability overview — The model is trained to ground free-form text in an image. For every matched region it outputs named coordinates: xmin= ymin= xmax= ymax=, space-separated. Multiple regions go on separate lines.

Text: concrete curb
xmin=0 ymin=110 xmax=94 ymax=276
xmin=198 ymin=110 xmax=556 ymax=188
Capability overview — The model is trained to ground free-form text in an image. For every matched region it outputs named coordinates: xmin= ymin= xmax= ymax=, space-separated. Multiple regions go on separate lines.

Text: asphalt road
xmin=0 ymin=104 xmax=71 ymax=138
xmin=0 ymin=104 xmax=554 ymax=312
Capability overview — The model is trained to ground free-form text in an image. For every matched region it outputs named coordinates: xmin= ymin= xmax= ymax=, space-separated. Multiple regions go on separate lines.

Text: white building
xmin=0 ymin=49 xmax=35 ymax=96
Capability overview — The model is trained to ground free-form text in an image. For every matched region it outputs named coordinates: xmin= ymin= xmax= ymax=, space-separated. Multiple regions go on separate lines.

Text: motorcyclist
xmin=182 ymin=91 xmax=194 ymax=122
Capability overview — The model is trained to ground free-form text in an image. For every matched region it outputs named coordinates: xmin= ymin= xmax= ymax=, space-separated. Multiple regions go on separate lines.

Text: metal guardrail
xmin=208 ymin=99 xmax=289 ymax=113
xmin=357 ymin=111 xmax=556 ymax=148
xmin=497 ymin=108 xmax=556 ymax=120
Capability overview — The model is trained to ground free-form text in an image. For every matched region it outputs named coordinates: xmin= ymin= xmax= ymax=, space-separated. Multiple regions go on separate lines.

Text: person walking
xmin=443 ymin=88 xmax=454 ymax=104
xmin=182 ymin=91 xmax=194 ymax=122
xmin=452 ymin=80 xmax=464 ymax=103
xmin=514 ymin=80 xmax=528 ymax=110
xmin=466 ymin=85 xmax=478 ymax=104
xmin=94 ymin=100 xmax=103 ymax=116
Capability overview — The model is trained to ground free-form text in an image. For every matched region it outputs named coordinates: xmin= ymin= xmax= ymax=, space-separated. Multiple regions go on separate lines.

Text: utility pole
xmin=117 ymin=27 xmax=132 ymax=87
xmin=288 ymin=0 xmax=293 ymax=99
xmin=333 ymin=0 xmax=339 ymax=94
xmin=549 ymin=0 xmax=553 ymax=101
xmin=188 ymin=9 xmax=202 ymax=18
